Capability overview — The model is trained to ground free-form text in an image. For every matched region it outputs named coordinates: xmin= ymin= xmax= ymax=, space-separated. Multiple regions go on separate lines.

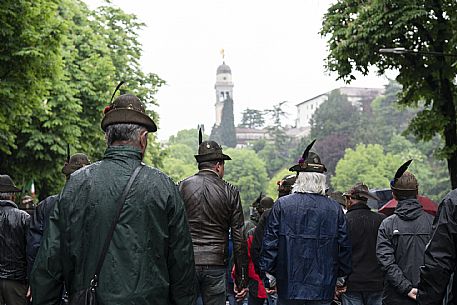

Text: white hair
xmin=292 ymin=172 xmax=327 ymax=195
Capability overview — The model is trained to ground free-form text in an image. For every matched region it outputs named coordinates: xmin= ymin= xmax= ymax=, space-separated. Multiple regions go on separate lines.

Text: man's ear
xmin=140 ymin=130 xmax=148 ymax=150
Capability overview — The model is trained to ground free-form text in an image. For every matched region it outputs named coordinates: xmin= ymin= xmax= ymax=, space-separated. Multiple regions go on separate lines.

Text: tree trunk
xmin=441 ymin=77 xmax=457 ymax=189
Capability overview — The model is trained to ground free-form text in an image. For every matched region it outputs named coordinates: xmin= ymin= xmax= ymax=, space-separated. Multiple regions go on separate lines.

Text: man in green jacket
xmin=30 ymin=90 xmax=197 ymax=305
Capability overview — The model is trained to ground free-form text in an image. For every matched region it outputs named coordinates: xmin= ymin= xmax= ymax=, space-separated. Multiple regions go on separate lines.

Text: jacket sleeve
xmin=230 ymin=189 xmax=249 ymax=288
xmin=30 ymin=197 xmax=64 ymax=305
xmin=251 ymin=211 xmax=268 ymax=276
xmin=376 ymin=218 xmax=413 ymax=296
xmin=166 ymin=182 xmax=197 ymax=305
xmin=337 ymin=207 xmax=352 ymax=277
xmin=259 ymin=203 xmax=280 ymax=277
xmin=26 ymin=199 xmax=47 ymax=278
xmin=417 ymin=196 xmax=457 ymax=305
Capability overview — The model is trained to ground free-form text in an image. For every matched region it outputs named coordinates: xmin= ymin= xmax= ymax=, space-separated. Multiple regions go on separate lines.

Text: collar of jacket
xmin=347 ymin=202 xmax=370 ymax=213
xmin=0 ymin=200 xmax=18 ymax=208
xmin=198 ymin=169 xmax=221 ymax=178
xmin=103 ymin=145 xmax=142 ymax=161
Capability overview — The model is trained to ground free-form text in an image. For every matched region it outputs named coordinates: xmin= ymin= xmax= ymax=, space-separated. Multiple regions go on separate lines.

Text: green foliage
xmin=321 ymin=0 xmax=457 ymax=188
xmin=223 ymin=148 xmax=268 ymax=209
xmin=238 ymin=108 xmax=265 ymax=129
xmin=310 ymin=90 xmax=360 ymax=139
xmin=0 ymin=0 xmax=164 ymax=199
xmin=265 ymin=168 xmax=291 ymax=199
xmin=332 ymin=144 xmax=401 ymax=191
xmin=160 ymin=158 xmax=196 ymax=183
xmin=168 ymin=128 xmax=207 ymax=151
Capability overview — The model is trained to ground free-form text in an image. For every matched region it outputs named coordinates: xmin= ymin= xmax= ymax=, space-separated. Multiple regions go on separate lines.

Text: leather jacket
xmin=0 ymin=200 xmax=31 ymax=281
xmin=179 ymin=169 xmax=248 ymax=287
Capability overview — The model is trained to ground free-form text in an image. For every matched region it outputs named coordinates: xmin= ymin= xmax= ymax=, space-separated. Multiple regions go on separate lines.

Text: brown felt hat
xmin=194 ymin=141 xmax=231 ymax=163
xmin=0 ymin=175 xmax=21 ymax=193
xmin=62 ymin=153 xmax=91 ymax=176
xmin=343 ymin=182 xmax=379 ymax=201
xmin=101 ymin=94 xmax=157 ymax=132
xmin=194 ymin=128 xmax=231 ymax=163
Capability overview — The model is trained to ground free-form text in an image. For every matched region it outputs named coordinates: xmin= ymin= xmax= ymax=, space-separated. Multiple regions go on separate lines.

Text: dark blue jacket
xmin=26 ymin=194 xmax=58 ymax=277
xmin=259 ymin=192 xmax=352 ymax=301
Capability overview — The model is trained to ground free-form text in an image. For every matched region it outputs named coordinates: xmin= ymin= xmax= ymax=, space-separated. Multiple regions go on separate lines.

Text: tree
xmin=168 ymin=128 xmax=208 ymax=151
xmin=160 ymin=158 xmax=196 ymax=183
xmin=238 ymin=108 xmax=265 ymax=129
xmin=265 ymin=168 xmax=291 ymax=199
xmin=321 ymin=0 xmax=457 ymax=188
xmin=0 ymin=0 xmax=164 ymax=198
xmin=223 ymin=148 xmax=268 ymax=209
xmin=259 ymin=102 xmax=293 ymax=177
xmin=210 ymin=97 xmax=237 ymax=147
xmin=310 ymin=90 xmax=361 ymax=139
xmin=332 ymin=144 xmax=401 ymax=191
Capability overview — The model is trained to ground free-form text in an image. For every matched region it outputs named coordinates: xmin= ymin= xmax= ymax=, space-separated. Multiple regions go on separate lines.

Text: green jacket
xmin=31 ymin=146 xmax=196 ymax=305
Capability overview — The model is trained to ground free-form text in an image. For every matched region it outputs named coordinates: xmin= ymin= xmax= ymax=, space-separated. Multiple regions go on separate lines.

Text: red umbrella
xmin=378 ymin=195 xmax=438 ymax=217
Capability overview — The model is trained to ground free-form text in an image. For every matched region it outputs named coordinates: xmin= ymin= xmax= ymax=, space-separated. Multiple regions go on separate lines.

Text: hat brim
xmin=289 ymin=163 xmax=326 ymax=173
xmin=62 ymin=164 xmax=85 ymax=176
xmin=195 ymin=153 xmax=232 ymax=163
xmin=101 ymin=109 xmax=157 ymax=132
xmin=343 ymin=191 xmax=380 ymax=201
xmin=0 ymin=185 xmax=21 ymax=193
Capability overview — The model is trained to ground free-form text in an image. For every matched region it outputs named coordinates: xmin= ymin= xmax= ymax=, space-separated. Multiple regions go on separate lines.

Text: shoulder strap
xmin=91 ymin=164 xmax=143 ymax=287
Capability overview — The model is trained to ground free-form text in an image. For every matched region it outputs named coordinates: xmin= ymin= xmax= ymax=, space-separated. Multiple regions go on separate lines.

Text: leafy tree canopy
xmin=238 ymin=108 xmax=265 ymax=129
xmin=223 ymin=148 xmax=268 ymax=209
xmin=321 ymin=0 xmax=457 ymax=188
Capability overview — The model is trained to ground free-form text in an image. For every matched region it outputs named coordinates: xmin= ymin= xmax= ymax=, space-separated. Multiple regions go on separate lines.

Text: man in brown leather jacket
xmin=179 ymin=133 xmax=248 ymax=305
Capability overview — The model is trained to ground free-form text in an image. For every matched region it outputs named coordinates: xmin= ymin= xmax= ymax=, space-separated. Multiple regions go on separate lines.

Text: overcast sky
xmin=85 ymin=0 xmax=393 ymax=140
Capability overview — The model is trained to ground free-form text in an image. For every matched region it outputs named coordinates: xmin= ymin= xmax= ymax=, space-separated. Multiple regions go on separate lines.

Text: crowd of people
xmin=1 ymin=86 xmax=457 ymax=305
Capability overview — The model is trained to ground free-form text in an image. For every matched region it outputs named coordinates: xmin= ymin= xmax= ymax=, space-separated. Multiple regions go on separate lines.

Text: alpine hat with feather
xmin=194 ymin=128 xmax=231 ymax=163
xmin=390 ymin=159 xmax=418 ymax=198
xmin=101 ymin=81 xmax=157 ymax=132
xmin=289 ymin=139 xmax=326 ymax=173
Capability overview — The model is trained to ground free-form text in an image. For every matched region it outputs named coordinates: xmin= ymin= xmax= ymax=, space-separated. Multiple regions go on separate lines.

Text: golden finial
xmin=220 ymin=48 xmax=225 ymax=61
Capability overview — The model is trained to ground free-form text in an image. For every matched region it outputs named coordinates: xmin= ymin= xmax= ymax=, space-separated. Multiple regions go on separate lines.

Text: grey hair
xmin=0 ymin=193 xmax=15 ymax=200
xmin=292 ymin=172 xmax=327 ymax=195
xmin=105 ymin=123 xmax=147 ymax=146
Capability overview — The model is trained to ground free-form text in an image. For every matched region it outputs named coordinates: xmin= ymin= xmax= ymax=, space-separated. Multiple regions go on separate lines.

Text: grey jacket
xmin=377 ymin=198 xmax=433 ymax=305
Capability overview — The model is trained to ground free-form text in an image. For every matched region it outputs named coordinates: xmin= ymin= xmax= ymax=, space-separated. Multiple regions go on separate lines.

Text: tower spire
xmin=220 ymin=48 xmax=225 ymax=63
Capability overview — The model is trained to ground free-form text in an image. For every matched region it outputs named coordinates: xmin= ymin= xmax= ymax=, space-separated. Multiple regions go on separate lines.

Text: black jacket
xmin=0 ymin=200 xmax=31 ymax=281
xmin=418 ymin=189 xmax=457 ymax=305
xmin=26 ymin=194 xmax=58 ymax=277
xmin=251 ymin=209 xmax=270 ymax=276
xmin=179 ymin=169 xmax=248 ymax=287
xmin=377 ymin=198 xmax=433 ymax=305
xmin=346 ymin=203 xmax=385 ymax=292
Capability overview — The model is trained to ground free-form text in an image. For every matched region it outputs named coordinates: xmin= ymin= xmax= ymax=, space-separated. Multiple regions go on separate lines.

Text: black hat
xmin=62 ymin=153 xmax=91 ymax=176
xmin=260 ymin=196 xmax=274 ymax=209
xmin=194 ymin=128 xmax=231 ymax=163
xmin=390 ymin=160 xmax=418 ymax=191
xmin=343 ymin=182 xmax=380 ymax=201
xmin=101 ymin=82 xmax=157 ymax=132
xmin=0 ymin=175 xmax=21 ymax=193
xmin=289 ymin=139 xmax=326 ymax=173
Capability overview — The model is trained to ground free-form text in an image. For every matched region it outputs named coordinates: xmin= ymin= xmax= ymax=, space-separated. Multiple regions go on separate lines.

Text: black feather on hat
xmin=289 ymin=139 xmax=326 ymax=173
xmin=390 ymin=159 xmax=418 ymax=191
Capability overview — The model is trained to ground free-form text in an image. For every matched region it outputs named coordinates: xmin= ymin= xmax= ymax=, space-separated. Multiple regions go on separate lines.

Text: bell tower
xmin=214 ymin=49 xmax=234 ymax=126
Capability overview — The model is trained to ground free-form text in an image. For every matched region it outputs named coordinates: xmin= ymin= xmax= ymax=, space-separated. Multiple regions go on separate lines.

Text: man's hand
xmin=408 ymin=288 xmax=418 ymax=300
xmin=265 ymin=286 xmax=277 ymax=294
xmin=334 ymin=284 xmax=347 ymax=299
xmin=26 ymin=286 xmax=32 ymax=302
xmin=234 ymin=284 xmax=248 ymax=301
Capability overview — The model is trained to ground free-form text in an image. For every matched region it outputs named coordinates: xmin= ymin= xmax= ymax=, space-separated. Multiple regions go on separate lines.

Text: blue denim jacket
xmin=259 ymin=192 xmax=352 ymax=301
